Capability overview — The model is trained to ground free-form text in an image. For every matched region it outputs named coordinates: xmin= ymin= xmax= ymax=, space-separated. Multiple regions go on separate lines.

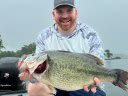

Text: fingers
xmin=27 ymin=82 xmax=56 ymax=96
xmin=83 ymin=85 xmax=89 ymax=92
xmin=90 ymin=86 xmax=97 ymax=93
xmin=84 ymin=85 xmax=97 ymax=93
xmin=83 ymin=77 xmax=101 ymax=93
xmin=19 ymin=71 xmax=31 ymax=80
xmin=94 ymin=77 xmax=101 ymax=86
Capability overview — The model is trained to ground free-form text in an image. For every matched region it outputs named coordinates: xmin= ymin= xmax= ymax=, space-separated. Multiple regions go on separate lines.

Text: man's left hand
xmin=83 ymin=77 xmax=101 ymax=93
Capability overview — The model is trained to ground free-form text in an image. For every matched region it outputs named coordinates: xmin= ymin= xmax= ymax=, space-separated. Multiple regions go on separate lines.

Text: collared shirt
xmin=36 ymin=22 xmax=104 ymax=62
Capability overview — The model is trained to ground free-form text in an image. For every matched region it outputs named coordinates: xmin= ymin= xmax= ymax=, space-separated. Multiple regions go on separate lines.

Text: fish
xmin=18 ymin=51 xmax=128 ymax=92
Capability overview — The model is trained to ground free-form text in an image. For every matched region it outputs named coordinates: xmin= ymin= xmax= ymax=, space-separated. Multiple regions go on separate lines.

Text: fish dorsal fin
xmin=86 ymin=54 xmax=104 ymax=65
xmin=56 ymin=50 xmax=72 ymax=53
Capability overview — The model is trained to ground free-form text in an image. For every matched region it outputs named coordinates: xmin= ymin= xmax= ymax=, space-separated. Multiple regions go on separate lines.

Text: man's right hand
xmin=27 ymin=82 xmax=56 ymax=96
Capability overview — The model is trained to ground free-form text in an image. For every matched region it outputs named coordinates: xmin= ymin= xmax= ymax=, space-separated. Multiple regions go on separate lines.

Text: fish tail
xmin=112 ymin=69 xmax=128 ymax=91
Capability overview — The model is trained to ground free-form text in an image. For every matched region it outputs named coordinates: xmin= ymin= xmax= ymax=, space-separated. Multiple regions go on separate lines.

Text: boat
xmin=0 ymin=57 xmax=27 ymax=96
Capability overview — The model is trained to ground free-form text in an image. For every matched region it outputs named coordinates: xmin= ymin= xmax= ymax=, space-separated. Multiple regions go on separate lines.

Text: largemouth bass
xmin=18 ymin=51 xmax=128 ymax=91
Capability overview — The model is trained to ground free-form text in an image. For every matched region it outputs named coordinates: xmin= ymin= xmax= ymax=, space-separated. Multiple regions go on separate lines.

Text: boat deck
xmin=0 ymin=90 xmax=27 ymax=96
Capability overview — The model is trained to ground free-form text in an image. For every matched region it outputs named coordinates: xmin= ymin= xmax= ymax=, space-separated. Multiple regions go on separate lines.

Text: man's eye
xmin=67 ymin=9 xmax=73 ymax=13
xmin=57 ymin=10 xmax=62 ymax=14
xmin=67 ymin=9 xmax=72 ymax=12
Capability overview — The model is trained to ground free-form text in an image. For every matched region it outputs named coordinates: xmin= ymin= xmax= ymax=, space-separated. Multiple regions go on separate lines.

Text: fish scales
xmin=19 ymin=51 xmax=128 ymax=92
xmin=42 ymin=51 xmax=115 ymax=91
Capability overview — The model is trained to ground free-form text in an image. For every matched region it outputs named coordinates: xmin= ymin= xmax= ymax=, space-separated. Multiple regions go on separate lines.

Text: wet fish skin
xmin=36 ymin=51 xmax=128 ymax=91
xmin=19 ymin=51 xmax=128 ymax=91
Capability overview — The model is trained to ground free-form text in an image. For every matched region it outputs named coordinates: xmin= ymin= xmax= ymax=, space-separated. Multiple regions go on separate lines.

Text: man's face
xmin=52 ymin=5 xmax=78 ymax=31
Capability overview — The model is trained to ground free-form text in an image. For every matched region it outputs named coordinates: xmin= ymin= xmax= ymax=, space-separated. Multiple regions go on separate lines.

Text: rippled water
xmin=102 ymin=59 xmax=128 ymax=96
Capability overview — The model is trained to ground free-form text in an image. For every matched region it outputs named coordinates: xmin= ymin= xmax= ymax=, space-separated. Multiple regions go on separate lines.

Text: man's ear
xmin=75 ymin=9 xmax=78 ymax=18
xmin=52 ymin=10 xmax=55 ymax=18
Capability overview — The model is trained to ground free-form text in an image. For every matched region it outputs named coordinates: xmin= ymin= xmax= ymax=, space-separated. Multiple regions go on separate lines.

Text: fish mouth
xmin=34 ymin=60 xmax=48 ymax=74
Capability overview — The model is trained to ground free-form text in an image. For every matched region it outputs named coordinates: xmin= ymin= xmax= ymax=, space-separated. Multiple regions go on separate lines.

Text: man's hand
xmin=18 ymin=71 xmax=31 ymax=81
xmin=27 ymin=82 xmax=56 ymax=96
xmin=83 ymin=77 xmax=101 ymax=93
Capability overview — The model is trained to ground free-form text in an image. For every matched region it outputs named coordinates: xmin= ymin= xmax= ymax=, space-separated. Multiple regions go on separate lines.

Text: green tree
xmin=0 ymin=35 xmax=4 ymax=51
xmin=0 ymin=51 xmax=16 ymax=58
xmin=104 ymin=49 xmax=113 ymax=59
xmin=16 ymin=42 xmax=36 ymax=57
xmin=0 ymin=42 xmax=36 ymax=58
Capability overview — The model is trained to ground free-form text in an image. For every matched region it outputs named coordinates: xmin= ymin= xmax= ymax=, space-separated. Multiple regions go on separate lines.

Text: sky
xmin=0 ymin=0 xmax=128 ymax=55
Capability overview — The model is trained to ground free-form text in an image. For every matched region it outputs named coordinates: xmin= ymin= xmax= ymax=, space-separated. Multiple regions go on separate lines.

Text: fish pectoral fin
xmin=41 ymin=79 xmax=56 ymax=95
xmin=47 ymin=84 xmax=56 ymax=95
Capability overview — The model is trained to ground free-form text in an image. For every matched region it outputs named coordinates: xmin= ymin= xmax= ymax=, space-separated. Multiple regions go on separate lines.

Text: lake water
xmin=2 ymin=59 xmax=128 ymax=96
xmin=102 ymin=59 xmax=128 ymax=96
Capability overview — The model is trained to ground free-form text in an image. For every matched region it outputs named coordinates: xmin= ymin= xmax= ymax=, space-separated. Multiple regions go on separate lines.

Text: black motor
xmin=0 ymin=57 xmax=23 ymax=91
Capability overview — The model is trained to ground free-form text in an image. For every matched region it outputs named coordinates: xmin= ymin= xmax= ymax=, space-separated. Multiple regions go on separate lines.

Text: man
xmin=27 ymin=0 xmax=106 ymax=96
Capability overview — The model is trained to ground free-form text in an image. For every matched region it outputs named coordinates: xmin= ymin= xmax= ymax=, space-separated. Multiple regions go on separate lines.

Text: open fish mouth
xmin=34 ymin=60 xmax=48 ymax=74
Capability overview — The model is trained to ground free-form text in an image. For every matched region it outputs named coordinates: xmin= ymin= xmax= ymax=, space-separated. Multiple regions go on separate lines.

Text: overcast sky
xmin=0 ymin=0 xmax=128 ymax=55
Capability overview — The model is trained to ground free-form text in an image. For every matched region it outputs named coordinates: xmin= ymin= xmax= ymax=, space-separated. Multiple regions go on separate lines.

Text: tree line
xmin=0 ymin=35 xmax=36 ymax=58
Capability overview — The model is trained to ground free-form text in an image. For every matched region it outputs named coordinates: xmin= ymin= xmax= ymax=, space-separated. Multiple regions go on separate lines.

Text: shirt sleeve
xmin=86 ymin=28 xmax=105 ymax=64
xmin=35 ymin=28 xmax=53 ymax=54
xmin=35 ymin=29 xmax=48 ymax=54
xmin=35 ymin=33 xmax=45 ymax=54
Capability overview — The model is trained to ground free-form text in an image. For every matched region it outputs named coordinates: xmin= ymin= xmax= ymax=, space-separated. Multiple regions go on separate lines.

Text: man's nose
xmin=61 ymin=12 xmax=69 ymax=18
